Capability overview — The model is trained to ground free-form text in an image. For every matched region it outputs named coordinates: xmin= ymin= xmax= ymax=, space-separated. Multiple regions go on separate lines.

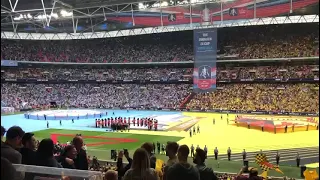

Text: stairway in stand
xmin=179 ymin=92 xmax=196 ymax=109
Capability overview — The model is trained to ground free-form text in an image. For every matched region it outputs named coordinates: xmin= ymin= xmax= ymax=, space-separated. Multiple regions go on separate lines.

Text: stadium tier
xmin=1 ymin=83 xmax=319 ymax=113
xmin=1 ymin=24 xmax=318 ymax=63
xmin=186 ymin=84 xmax=319 ymax=113
xmin=1 ymin=84 xmax=190 ymax=109
xmin=1 ymin=23 xmax=319 ymax=180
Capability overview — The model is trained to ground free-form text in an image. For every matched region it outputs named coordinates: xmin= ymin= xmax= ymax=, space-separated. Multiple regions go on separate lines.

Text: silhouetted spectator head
xmin=105 ymin=170 xmax=118 ymax=180
xmin=1 ymin=157 xmax=17 ymax=180
xmin=37 ymin=138 xmax=54 ymax=158
xmin=22 ymin=132 xmax=37 ymax=151
xmin=141 ymin=142 xmax=153 ymax=156
xmin=5 ymin=126 xmax=25 ymax=149
xmin=248 ymin=167 xmax=259 ymax=177
xmin=177 ymin=145 xmax=189 ymax=162
xmin=193 ymin=148 xmax=206 ymax=164
xmin=166 ymin=141 xmax=179 ymax=158
xmin=72 ymin=136 xmax=84 ymax=151
xmin=1 ymin=126 xmax=6 ymax=140
xmin=62 ymin=145 xmax=78 ymax=159
xmin=131 ymin=148 xmax=150 ymax=170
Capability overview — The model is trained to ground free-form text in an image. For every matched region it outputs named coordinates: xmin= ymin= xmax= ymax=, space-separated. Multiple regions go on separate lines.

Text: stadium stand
xmin=1 ymin=83 xmax=190 ymax=109
xmin=1 ymin=83 xmax=318 ymax=113
xmin=1 ymin=23 xmax=319 ymax=180
xmin=1 ymin=24 xmax=318 ymax=63
xmin=186 ymin=84 xmax=319 ymax=113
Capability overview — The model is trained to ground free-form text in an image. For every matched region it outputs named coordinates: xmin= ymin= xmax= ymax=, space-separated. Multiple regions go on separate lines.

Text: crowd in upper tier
xmin=1 ymin=83 xmax=319 ymax=113
xmin=1 ymin=64 xmax=319 ymax=80
xmin=186 ymin=84 xmax=319 ymax=113
xmin=1 ymin=24 xmax=318 ymax=63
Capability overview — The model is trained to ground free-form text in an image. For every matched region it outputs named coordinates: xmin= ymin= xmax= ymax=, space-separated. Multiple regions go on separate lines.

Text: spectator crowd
xmin=2 ymin=125 xmax=292 ymax=180
xmin=1 ymin=83 xmax=319 ymax=113
xmin=1 ymin=83 xmax=190 ymax=110
xmin=1 ymin=68 xmax=193 ymax=81
xmin=1 ymin=24 xmax=318 ymax=63
xmin=187 ymin=84 xmax=319 ymax=113
xmin=1 ymin=64 xmax=319 ymax=80
xmin=1 ymin=22 xmax=318 ymax=180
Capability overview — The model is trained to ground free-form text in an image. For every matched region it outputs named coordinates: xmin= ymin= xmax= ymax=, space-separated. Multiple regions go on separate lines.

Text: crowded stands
xmin=1 ymin=24 xmax=318 ymax=63
xmin=1 ymin=83 xmax=319 ymax=113
xmin=1 ymin=125 xmax=297 ymax=180
xmin=1 ymin=22 xmax=318 ymax=180
xmin=187 ymin=84 xmax=319 ymax=113
xmin=1 ymin=64 xmax=319 ymax=80
xmin=1 ymin=83 xmax=190 ymax=109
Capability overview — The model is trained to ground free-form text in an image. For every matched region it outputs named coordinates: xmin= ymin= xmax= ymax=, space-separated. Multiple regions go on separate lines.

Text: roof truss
xmin=1 ymin=15 xmax=319 ymax=40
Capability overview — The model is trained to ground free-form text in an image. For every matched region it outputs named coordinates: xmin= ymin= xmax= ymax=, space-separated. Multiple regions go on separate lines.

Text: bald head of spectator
xmin=72 ymin=136 xmax=84 ymax=151
xmin=177 ymin=145 xmax=189 ymax=162
xmin=105 ymin=170 xmax=118 ymax=180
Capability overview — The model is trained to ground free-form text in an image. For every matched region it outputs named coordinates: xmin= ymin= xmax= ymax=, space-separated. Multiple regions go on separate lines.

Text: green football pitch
xmin=33 ymin=128 xmax=309 ymax=179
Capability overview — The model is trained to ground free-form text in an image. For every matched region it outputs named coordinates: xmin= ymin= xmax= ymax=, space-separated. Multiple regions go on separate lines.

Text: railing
xmin=1 ymin=56 xmax=319 ymax=66
xmin=13 ymin=164 xmax=104 ymax=180
xmin=1 ymin=78 xmax=319 ymax=84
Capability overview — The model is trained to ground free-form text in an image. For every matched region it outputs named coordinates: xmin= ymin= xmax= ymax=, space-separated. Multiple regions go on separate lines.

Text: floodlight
xmin=161 ymin=2 xmax=169 ymax=6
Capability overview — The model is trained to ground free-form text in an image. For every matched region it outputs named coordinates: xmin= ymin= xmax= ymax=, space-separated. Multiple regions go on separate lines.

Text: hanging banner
xmin=193 ymin=28 xmax=217 ymax=93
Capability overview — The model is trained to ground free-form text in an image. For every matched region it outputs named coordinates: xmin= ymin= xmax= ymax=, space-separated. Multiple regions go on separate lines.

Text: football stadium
xmin=1 ymin=0 xmax=319 ymax=180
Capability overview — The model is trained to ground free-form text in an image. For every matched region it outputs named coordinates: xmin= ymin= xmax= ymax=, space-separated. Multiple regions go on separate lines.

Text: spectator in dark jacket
xmin=117 ymin=150 xmax=133 ymax=180
xmin=72 ymin=136 xmax=88 ymax=170
xmin=166 ymin=141 xmax=179 ymax=166
xmin=1 ymin=126 xmax=25 ymax=164
xmin=1 ymin=157 xmax=19 ymax=180
xmin=163 ymin=141 xmax=179 ymax=180
xmin=20 ymin=133 xmax=37 ymax=165
xmin=35 ymin=138 xmax=62 ymax=168
xmin=141 ymin=142 xmax=156 ymax=169
xmin=166 ymin=144 xmax=200 ymax=180
xmin=60 ymin=145 xmax=77 ymax=169
xmin=193 ymin=148 xmax=218 ymax=180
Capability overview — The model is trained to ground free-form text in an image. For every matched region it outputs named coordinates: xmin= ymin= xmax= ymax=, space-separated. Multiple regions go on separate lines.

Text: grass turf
xmin=32 ymin=128 xmax=313 ymax=179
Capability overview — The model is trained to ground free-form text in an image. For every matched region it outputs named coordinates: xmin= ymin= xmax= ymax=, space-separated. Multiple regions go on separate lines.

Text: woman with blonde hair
xmin=123 ymin=148 xmax=158 ymax=180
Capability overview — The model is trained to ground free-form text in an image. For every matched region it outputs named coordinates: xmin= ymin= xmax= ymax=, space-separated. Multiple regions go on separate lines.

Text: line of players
xmin=95 ymin=117 xmax=158 ymax=131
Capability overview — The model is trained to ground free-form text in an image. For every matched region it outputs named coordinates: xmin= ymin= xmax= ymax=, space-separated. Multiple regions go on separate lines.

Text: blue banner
xmin=193 ymin=28 xmax=217 ymax=93
xmin=1 ymin=60 xmax=18 ymax=67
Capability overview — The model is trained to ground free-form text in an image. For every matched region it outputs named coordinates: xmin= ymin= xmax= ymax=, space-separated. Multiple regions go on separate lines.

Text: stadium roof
xmin=1 ymin=0 xmax=319 ymax=39
xmin=1 ymin=0 xmax=198 ymax=33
